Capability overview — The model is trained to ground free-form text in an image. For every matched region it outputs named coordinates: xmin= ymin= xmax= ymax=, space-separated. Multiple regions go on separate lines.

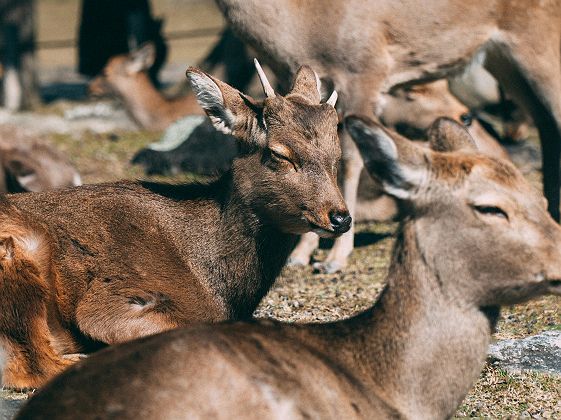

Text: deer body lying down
xmin=217 ymin=0 xmax=561 ymax=273
xmin=16 ymin=117 xmax=561 ymax=420
xmin=90 ymin=44 xmax=204 ymax=131
xmin=0 ymin=64 xmax=349 ymax=389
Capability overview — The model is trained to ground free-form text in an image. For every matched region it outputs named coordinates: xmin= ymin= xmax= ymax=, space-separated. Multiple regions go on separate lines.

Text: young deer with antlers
xmin=215 ymin=0 xmax=561 ymax=273
xmin=0 ymin=61 xmax=348 ymax=390
xmin=15 ymin=117 xmax=561 ymax=419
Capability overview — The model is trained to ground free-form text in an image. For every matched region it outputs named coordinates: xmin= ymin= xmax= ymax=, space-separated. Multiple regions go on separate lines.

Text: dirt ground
xmin=1 ymin=0 xmax=561 ymax=418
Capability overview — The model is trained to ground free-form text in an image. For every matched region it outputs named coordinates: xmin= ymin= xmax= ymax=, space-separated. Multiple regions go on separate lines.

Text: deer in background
xmin=90 ymin=29 xmax=256 ymax=131
xmin=215 ymin=0 xmax=561 ymax=273
xmin=0 ymin=61 xmax=348 ymax=390
xmin=0 ymin=144 xmax=82 ymax=193
xmin=289 ymin=79 xmax=510 ymax=265
xmin=0 ymin=131 xmax=81 ymax=193
xmin=15 ymin=117 xmax=561 ymax=420
xmin=89 ymin=43 xmax=204 ymax=131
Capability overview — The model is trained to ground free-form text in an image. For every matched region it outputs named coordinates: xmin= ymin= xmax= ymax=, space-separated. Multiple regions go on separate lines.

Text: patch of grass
xmin=49 ymin=130 xmax=207 ymax=185
xmin=456 ymin=365 xmax=561 ymax=418
xmin=496 ymin=297 xmax=561 ymax=339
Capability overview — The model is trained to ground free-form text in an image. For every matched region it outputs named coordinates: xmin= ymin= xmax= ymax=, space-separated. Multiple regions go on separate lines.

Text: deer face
xmin=347 ymin=116 xmax=561 ymax=306
xmin=91 ymin=43 xmax=156 ymax=97
xmin=187 ymin=62 xmax=349 ymax=237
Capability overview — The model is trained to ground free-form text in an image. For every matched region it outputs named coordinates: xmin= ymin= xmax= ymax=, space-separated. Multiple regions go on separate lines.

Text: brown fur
xmin=15 ymin=118 xmax=561 ymax=420
xmin=89 ymin=43 xmax=204 ymax=130
xmin=0 ymin=65 xmax=348 ymax=389
xmin=217 ymin=0 xmax=561 ymax=273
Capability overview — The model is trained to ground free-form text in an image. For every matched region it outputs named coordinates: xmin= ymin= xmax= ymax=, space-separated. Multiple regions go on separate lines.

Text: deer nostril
xmin=329 ymin=211 xmax=352 ymax=233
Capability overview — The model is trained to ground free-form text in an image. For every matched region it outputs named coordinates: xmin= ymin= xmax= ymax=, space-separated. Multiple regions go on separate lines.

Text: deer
xmin=89 ymin=43 xmax=204 ymax=131
xmin=289 ymin=79 xmax=511 ymax=266
xmin=0 ymin=139 xmax=82 ymax=193
xmin=214 ymin=0 xmax=561 ymax=273
xmin=14 ymin=116 xmax=561 ymax=420
xmin=0 ymin=0 xmax=41 ymax=111
xmin=0 ymin=61 xmax=348 ymax=390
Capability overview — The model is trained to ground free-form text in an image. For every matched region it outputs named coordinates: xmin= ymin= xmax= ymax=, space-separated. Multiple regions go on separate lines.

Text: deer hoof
xmin=312 ymin=261 xmax=344 ymax=274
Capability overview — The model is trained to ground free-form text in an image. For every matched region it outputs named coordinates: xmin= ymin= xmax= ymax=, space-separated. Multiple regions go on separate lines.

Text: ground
xmin=1 ymin=0 xmax=561 ymax=418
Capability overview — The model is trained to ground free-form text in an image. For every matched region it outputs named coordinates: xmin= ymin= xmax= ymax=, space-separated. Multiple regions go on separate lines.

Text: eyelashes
xmin=473 ymin=205 xmax=509 ymax=221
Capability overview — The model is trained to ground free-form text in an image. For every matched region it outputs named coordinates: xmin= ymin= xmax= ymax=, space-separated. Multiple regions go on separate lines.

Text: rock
xmin=0 ymin=399 xmax=25 ymax=420
xmin=488 ymin=330 xmax=561 ymax=375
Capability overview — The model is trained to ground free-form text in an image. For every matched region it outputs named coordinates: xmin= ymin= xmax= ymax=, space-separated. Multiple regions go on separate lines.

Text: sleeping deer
xmin=0 ymin=61 xmax=348 ymax=390
xmin=15 ymin=117 xmax=561 ymax=420
xmin=216 ymin=0 xmax=561 ymax=273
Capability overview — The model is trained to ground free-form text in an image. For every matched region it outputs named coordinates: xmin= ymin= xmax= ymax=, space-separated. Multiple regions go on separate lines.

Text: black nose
xmin=329 ymin=211 xmax=352 ymax=233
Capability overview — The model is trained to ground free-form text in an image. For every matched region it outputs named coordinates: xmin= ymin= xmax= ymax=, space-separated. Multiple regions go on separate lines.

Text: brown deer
xmin=15 ymin=117 xmax=561 ymax=420
xmin=0 ymin=62 xmax=348 ymax=390
xmin=89 ymin=43 xmax=204 ymax=131
xmin=215 ymin=0 xmax=561 ymax=273
xmin=289 ymin=79 xmax=510 ymax=266
xmin=0 ymin=140 xmax=82 ymax=193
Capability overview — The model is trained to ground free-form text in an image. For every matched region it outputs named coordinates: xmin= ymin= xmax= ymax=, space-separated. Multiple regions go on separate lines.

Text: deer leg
xmin=0 ymin=255 xmax=73 ymax=389
xmin=287 ymin=232 xmax=320 ymax=266
xmin=313 ymin=130 xmax=364 ymax=273
xmin=485 ymin=41 xmax=561 ymax=221
xmin=76 ymin=286 xmax=182 ymax=345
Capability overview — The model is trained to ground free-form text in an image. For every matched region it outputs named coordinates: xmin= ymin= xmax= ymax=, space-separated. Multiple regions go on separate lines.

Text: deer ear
xmin=428 ymin=117 xmax=478 ymax=152
xmin=127 ymin=43 xmax=156 ymax=74
xmin=287 ymin=65 xmax=321 ymax=104
xmin=346 ymin=116 xmax=429 ymax=200
xmin=186 ymin=67 xmax=265 ymax=145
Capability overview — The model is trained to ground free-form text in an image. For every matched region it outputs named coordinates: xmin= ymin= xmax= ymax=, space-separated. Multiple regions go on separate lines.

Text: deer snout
xmin=329 ymin=210 xmax=352 ymax=234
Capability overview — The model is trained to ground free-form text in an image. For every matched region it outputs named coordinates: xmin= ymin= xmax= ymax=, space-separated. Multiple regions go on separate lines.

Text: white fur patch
xmin=258 ymin=383 xmax=296 ymax=419
xmin=18 ymin=234 xmax=40 ymax=253
xmin=72 ymin=173 xmax=83 ymax=186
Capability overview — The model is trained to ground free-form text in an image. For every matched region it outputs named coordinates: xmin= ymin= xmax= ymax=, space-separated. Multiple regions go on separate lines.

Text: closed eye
xmin=269 ymin=149 xmax=297 ymax=171
xmin=473 ymin=205 xmax=509 ymax=220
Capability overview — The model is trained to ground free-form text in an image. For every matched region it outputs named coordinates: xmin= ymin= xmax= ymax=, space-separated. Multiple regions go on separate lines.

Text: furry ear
xmin=186 ymin=67 xmax=265 ymax=145
xmin=127 ymin=43 xmax=156 ymax=74
xmin=287 ymin=65 xmax=321 ymax=104
xmin=428 ymin=117 xmax=478 ymax=153
xmin=346 ymin=116 xmax=429 ymax=200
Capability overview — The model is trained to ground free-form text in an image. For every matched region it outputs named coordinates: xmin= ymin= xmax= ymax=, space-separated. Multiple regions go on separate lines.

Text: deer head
xmin=346 ymin=115 xmax=561 ymax=305
xmin=90 ymin=43 xmax=156 ymax=97
xmin=186 ymin=61 xmax=350 ymax=237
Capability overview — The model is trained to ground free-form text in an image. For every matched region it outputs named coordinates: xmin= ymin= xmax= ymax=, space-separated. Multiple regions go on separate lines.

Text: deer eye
xmin=473 ymin=205 xmax=509 ymax=220
xmin=268 ymin=149 xmax=297 ymax=171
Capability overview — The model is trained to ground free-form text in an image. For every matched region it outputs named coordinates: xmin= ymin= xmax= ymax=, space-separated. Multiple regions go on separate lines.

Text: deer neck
xmin=194 ymin=157 xmax=298 ymax=319
xmin=111 ymin=73 xmax=171 ymax=130
xmin=214 ymin=0 xmax=293 ymax=78
xmin=303 ymin=221 xmax=496 ymax=418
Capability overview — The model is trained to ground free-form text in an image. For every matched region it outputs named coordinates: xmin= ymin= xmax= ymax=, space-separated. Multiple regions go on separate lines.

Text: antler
xmin=326 ymin=90 xmax=338 ymax=107
xmin=254 ymin=58 xmax=275 ymax=98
